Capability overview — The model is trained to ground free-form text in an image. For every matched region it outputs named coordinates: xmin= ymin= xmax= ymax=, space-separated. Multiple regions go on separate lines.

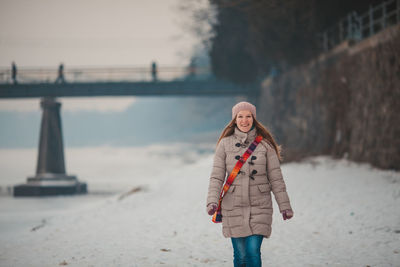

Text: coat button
xmin=249 ymin=169 xmax=257 ymax=180
xmin=235 ymin=155 xmax=240 ymax=160
xmin=251 ymin=156 xmax=257 ymax=160
xmin=235 ymin=143 xmax=241 ymax=147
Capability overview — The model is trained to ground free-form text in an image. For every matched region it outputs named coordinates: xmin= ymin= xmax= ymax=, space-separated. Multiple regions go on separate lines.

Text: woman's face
xmin=236 ymin=110 xmax=253 ymax=133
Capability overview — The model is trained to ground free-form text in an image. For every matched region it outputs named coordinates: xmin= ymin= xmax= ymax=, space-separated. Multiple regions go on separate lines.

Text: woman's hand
xmin=207 ymin=203 xmax=218 ymax=215
xmin=281 ymin=209 xmax=294 ymax=220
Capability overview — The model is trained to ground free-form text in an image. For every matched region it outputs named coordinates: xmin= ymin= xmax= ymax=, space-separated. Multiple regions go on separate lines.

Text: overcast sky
xmin=0 ymin=0 xmax=207 ymax=113
xmin=0 ymin=0 xmax=199 ymax=68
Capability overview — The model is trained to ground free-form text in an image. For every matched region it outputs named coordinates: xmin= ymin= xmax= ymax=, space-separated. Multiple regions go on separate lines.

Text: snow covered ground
xmin=0 ymin=145 xmax=399 ymax=267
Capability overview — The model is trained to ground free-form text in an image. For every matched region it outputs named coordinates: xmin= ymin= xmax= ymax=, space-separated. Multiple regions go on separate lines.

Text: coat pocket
xmin=250 ymin=184 xmax=271 ymax=208
xmin=257 ymin=184 xmax=270 ymax=193
xmin=222 ymin=185 xmax=235 ymax=210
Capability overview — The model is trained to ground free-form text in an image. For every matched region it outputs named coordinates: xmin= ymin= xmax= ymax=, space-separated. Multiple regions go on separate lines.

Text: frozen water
xmin=0 ymin=145 xmax=399 ymax=266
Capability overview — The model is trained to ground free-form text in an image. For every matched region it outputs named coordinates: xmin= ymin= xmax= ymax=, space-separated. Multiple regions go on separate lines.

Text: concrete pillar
xmin=13 ymin=97 xmax=87 ymax=196
xmin=36 ymin=97 xmax=66 ymax=174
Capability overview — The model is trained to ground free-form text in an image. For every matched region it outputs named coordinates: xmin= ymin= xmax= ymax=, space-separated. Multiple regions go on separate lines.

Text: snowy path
xmin=0 ymin=155 xmax=399 ymax=266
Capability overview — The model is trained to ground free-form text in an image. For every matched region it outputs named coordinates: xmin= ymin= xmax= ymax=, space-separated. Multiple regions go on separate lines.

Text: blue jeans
xmin=231 ymin=235 xmax=264 ymax=267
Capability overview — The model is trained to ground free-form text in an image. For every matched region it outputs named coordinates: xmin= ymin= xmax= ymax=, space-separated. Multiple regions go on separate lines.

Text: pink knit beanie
xmin=232 ymin=101 xmax=256 ymax=119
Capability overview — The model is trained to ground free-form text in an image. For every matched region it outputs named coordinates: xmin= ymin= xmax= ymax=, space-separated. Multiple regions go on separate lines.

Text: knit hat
xmin=232 ymin=101 xmax=256 ymax=119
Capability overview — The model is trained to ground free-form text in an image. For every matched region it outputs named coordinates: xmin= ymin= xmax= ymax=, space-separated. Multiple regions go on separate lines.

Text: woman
xmin=206 ymin=101 xmax=293 ymax=267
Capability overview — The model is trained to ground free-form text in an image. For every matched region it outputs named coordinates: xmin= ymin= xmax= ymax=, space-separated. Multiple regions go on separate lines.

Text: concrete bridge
xmin=0 ymin=80 xmax=258 ymax=98
xmin=1 ymin=65 xmax=259 ymax=197
xmin=0 ymin=65 xmax=258 ymax=98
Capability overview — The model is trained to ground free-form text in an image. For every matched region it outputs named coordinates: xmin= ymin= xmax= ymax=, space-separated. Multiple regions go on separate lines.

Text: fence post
xmin=382 ymin=0 xmax=386 ymax=28
xmin=339 ymin=19 xmax=342 ymax=42
xmin=354 ymin=11 xmax=362 ymax=40
xmin=397 ymin=0 xmax=400 ymax=24
xmin=369 ymin=5 xmax=374 ymax=36
xmin=323 ymin=31 xmax=328 ymax=51
xmin=347 ymin=13 xmax=352 ymax=39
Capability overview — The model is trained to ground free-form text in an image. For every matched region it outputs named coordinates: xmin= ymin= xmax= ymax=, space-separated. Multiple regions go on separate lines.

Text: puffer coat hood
xmin=207 ymin=127 xmax=292 ymax=238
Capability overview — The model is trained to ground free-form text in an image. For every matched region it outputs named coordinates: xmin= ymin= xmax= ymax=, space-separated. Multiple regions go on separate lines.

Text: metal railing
xmin=320 ymin=0 xmax=400 ymax=51
xmin=0 ymin=65 xmax=211 ymax=84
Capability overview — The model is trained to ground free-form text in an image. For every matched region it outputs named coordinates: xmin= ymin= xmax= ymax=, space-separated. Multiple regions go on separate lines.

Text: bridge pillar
xmin=13 ymin=97 xmax=87 ymax=196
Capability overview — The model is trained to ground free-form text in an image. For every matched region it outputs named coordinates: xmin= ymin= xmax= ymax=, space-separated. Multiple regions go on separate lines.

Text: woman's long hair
xmin=217 ymin=116 xmax=283 ymax=161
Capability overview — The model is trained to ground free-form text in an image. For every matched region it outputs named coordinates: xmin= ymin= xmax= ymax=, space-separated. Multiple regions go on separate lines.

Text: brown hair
xmin=217 ymin=116 xmax=283 ymax=161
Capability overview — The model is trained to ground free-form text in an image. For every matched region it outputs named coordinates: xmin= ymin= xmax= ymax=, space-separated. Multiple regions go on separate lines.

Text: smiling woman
xmin=206 ymin=101 xmax=293 ymax=267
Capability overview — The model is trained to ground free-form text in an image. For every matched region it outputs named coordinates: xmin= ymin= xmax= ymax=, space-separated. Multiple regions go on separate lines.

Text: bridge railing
xmin=320 ymin=0 xmax=400 ymax=51
xmin=0 ymin=65 xmax=211 ymax=84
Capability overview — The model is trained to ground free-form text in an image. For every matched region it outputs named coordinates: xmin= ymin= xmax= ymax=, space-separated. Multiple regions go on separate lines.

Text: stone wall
xmin=258 ymin=24 xmax=400 ymax=170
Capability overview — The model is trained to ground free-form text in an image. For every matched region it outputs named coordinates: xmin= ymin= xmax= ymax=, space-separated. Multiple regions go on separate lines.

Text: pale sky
xmin=0 ymin=0 xmax=206 ymax=113
xmin=0 ymin=0 xmax=199 ymax=68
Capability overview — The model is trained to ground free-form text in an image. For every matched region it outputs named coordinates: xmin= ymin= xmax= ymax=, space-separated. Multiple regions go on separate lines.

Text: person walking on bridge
xmin=55 ymin=63 xmax=66 ymax=84
xmin=151 ymin=61 xmax=157 ymax=82
xmin=11 ymin=61 xmax=17 ymax=85
xmin=206 ymin=101 xmax=294 ymax=267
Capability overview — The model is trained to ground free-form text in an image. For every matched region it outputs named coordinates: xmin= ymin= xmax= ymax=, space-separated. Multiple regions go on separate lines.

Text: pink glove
xmin=207 ymin=203 xmax=218 ymax=215
xmin=281 ymin=209 xmax=294 ymax=220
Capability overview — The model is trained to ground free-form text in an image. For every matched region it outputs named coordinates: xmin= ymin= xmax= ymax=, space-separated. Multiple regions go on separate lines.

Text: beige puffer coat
xmin=207 ymin=127 xmax=292 ymax=238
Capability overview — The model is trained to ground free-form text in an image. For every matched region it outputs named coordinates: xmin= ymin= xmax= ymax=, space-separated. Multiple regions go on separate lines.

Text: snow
xmin=0 ymin=146 xmax=399 ymax=266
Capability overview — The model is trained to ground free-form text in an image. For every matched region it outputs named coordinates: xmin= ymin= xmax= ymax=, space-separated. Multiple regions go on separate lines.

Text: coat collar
xmin=234 ymin=126 xmax=257 ymax=144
